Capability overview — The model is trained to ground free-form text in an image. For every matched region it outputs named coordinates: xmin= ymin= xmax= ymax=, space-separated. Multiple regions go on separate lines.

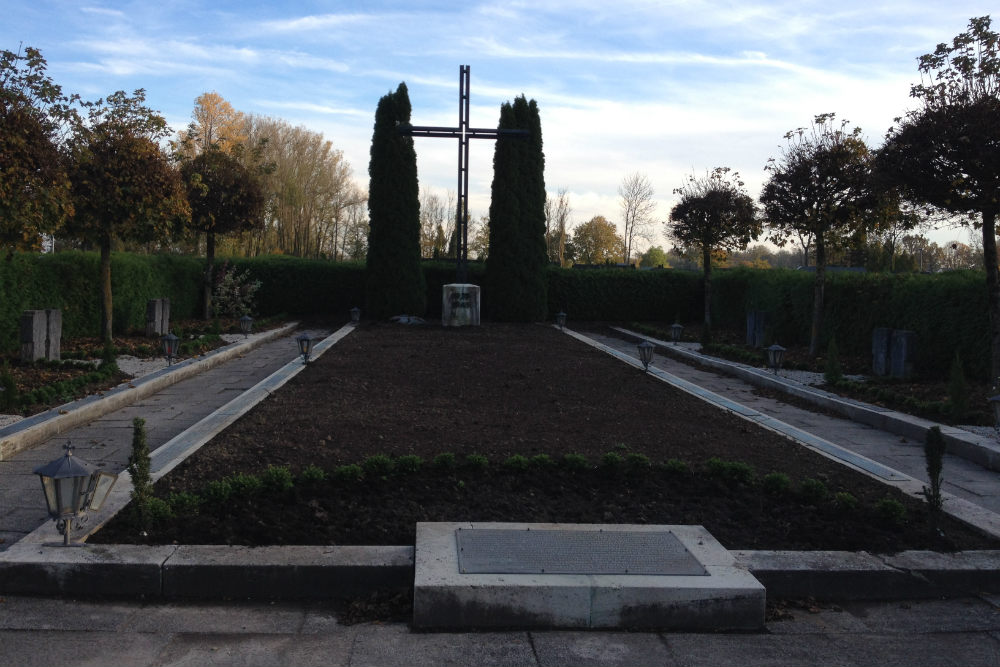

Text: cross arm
xmin=397 ymin=124 xmax=529 ymax=139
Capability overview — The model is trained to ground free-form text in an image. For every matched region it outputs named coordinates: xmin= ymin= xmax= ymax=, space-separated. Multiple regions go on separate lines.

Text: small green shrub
xmin=262 ymin=465 xmax=294 ymax=494
xmin=706 ymin=457 xmax=754 ymax=485
xmin=530 ymin=454 xmax=555 ymax=468
xmin=147 ymin=497 xmax=173 ymax=523
xmin=799 ymin=478 xmax=829 ymax=504
xmin=562 ymin=453 xmax=589 ymax=470
xmin=504 ymin=454 xmax=530 ymax=471
xmin=464 ymin=453 xmax=488 ymax=471
xmin=300 ymin=464 xmax=327 ymax=483
xmin=762 ymin=472 xmax=791 ymax=495
xmin=833 ymin=492 xmax=858 ymax=511
xmin=625 ymin=453 xmax=651 ymax=469
xmin=612 ymin=443 xmax=630 ymax=452
xmin=333 ymin=464 xmax=364 ymax=483
xmin=167 ymin=491 xmax=202 ymax=516
xmin=396 ymin=454 xmax=424 ymax=474
xmin=875 ymin=497 xmax=907 ymax=526
xmin=205 ymin=479 xmax=234 ymax=503
xmin=600 ymin=452 xmax=625 ymax=469
xmin=362 ymin=454 xmax=394 ymax=477
xmin=433 ymin=453 xmax=456 ymax=469
xmin=661 ymin=458 xmax=689 ymax=475
xmin=228 ymin=472 xmax=263 ymax=497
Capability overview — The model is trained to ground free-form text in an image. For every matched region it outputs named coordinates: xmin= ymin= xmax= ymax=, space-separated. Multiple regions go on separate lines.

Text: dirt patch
xmin=92 ymin=322 xmax=999 ymax=552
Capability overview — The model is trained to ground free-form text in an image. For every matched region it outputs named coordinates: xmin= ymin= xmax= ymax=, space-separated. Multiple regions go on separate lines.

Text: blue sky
xmin=4 ymin=1 xmax=996 ymax=249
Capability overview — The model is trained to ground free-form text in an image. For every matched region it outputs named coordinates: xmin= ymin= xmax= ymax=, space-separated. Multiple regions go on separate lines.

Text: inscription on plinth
xmin=442 ymin=284 xmax=480 ymax=327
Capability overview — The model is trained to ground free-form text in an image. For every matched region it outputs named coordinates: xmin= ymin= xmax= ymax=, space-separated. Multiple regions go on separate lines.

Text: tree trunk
xmin=809 ymin=234 xmax=826 ymax=357
xmin=982 ymin=208 xmax=1000 ymax=384
xmin=202 ymin=232 xmax=215 ymax=320
xmin=100 ymin=239 xmax=113 ymax=345
xmin=702 ymin=245 xmax=713 ymax=342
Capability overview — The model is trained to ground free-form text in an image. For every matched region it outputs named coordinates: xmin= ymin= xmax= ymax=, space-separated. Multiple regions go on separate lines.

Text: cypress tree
xmin=366 ymin=83 xmax=425 ymax=318
xmin=486 ymin=96 xmax=547 ymax=321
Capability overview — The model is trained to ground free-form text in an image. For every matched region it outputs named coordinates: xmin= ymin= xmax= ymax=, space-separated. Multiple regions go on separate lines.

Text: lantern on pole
xmin=33 ymin=444 xmax=118 ymax=546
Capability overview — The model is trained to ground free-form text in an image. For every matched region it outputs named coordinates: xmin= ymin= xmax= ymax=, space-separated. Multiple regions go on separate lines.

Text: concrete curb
xmin=0 ymin=322 xmax=299 ymax=461
xmin=613 ymin=326 xmax=1000 ymax=472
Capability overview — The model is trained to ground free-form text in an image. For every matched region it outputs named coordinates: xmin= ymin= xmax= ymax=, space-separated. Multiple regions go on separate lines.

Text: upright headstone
xmin=746 ymin=311 xmax=768 ymax=348
xmin=889 ymin=330 xmax=916 ymax=379
xmin=20 ymin=309 xmax=61 ymax=362
xmin=872 ymin=327 xmax=891 ymax=376
xmin=145 ymin=298 xmax=170 ymax=337
xmin=442 ymin=284 xmax=481 ymax=327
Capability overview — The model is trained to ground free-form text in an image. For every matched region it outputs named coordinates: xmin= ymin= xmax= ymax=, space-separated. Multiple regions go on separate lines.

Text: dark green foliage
xmin=432 ymin=452 xmax=456 ymax=469
xmin=948 ymin=353 xmax=969 ymax=421
xmin=262 ymin=465 xmax=294 ymax=494
xmin=875 ymin=497 xmax=907 ymax=526
xmin=824 ymin=337 xmax=843 ymax=384
xmin=146 ymin=497 xmax=173 ymax=523
xmin=706 ymin=457 xmax=755 ymax=485
xmin=600 ymin=452 xmax=625 ymax=469
xmin=661 ymin=458 xmax=690 ymax=475
xmin=562 ymin=453 xmax=589 ymax=470
xmin=0 ymin=362 xmax=17 ymax=411
xmin=799 ymin=478 xmax=829 ymax=504
xmin=362 ymin=454 xmax=394 ymax=477
xmin=503 ymin=454 xmax=530 ymax=471
xmin=128 ymin=417 xmax=152 ymax=532
xmin=762 ymin=472 xmax=791 ymax=495
xmin=396 ymin=455 xmax=424 ymax=474
xmin=464 ymin=453 xmax=489 ymax=471
xmin=625 ymin=452 xmax=651 ymax=469
xmin=228 ymin=472 xmax=262 ymax=497
xmin=923 ymin=426 xmax=946 ymax=511
xmin=300 ymin=464 xmax=327 ymax=483
xmin=529 ymin=454 xmax=555 ymax=468
xmin=333 ymin=464 xmax=364 ymax=484
xmin=366 ymin=83 xmax=425 ymax=318
xmin=486 ymin=96 xmax=548 ymax=321
xmin=167 ymin=491 xmax=201 ymax=516
xmin=834 ymin=491 xmax=859 ymax=511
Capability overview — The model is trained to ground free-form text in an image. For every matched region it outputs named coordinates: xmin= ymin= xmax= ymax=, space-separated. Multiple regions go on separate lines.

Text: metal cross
xmin=400 ymin=65 xmax=527 ymax=283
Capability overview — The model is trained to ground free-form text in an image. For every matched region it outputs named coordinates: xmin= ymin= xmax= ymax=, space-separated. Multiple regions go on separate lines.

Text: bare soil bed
xmin=93 ymin=322 xmax=999 ymax=552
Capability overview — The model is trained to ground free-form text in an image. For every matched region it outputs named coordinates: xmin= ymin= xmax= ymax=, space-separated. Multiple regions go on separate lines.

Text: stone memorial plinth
xmin=872 ymin=327 xmax=891 ymax=376
xmin=442 ymin=284 xmax=480 ymax=327
xmin=890 ymin=329 xmax=916 ymax=379
xmin=413 ymin=522 xmax=765 ymax=630
xmin=20 ymin=309 xmax=61 ymax=362
xmin=746 ymin=311 xmax=768 ymax=348
xmin=145 ymin=298 xmax=170 ymax=337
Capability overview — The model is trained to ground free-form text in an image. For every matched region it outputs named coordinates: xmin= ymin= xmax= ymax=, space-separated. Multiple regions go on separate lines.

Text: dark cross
xmin=399 ymin=65 xmax=527 ymax=283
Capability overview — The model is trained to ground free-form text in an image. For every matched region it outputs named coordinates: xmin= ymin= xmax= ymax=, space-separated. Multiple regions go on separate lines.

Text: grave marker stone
xmin=890 ymin=329 xmax=916 ymax=379
xmin=872 ymin=327 xmax=891 ymax=376
xmin=442 ymin=284 xmax=480 ymax=327
xmin=145 ymin=298 xmax=170 ymax=337
xmin=20 ymin=310 xmax=61 ymax=362
xmin=746 ymin=311 xmax=768 ymax=348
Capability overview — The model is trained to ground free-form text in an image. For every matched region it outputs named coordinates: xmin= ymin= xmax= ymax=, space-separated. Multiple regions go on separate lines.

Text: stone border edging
xmin=612 ymin=326 xmax=1000 ymax=472
xmin=0 ymin=322 xmax=299 ymax=461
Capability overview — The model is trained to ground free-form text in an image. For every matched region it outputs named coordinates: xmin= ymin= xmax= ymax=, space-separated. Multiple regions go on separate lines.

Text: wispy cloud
xmin=80 ymin=6 xmax=125 ymax=18
xmin=253 ymin=100 xmax=369 ymax=118
xmin=258 ymin=13 xmax=374 ymax=32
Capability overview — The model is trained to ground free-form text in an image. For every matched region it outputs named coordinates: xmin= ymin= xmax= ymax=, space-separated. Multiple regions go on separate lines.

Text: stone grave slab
xmin=413 ymin=522 xmax=765 ymax=631
xmin=441 ymin=284 xmax=480 ymax=327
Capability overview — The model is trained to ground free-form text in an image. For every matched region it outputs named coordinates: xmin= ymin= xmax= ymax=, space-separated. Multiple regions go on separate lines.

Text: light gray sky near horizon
xmin=4 ymin=1 xmax=995 ymax=251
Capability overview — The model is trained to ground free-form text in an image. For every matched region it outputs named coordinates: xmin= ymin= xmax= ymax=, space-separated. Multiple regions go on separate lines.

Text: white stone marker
xmin=442 ymin=284 xmax=480 ymax=327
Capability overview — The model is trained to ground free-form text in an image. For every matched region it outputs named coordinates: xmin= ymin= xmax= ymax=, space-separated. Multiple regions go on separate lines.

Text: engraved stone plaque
xmin=455 ymin=528 xmax=708 ymax=576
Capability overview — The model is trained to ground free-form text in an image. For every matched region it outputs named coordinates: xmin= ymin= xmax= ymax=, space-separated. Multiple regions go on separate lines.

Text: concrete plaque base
xmin=442 ymin=284 xmax=480 ymax=327
xmin=414 ymin=522 xmax=765 ymax=631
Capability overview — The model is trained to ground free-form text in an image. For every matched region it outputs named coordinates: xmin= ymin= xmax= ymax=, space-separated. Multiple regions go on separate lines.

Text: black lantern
xmin=297 ymin=333 xmax=313 ymax=364
xmin=33 ymin=444 xmax=117 ymax=546
xmin=239 ymin=314 xmax=253 ymax=338
xmin=670 ymin=322 xmax=684 ymax=345
xmin=766 ymin=344 xmax=786 ymax=375
xmin=350 ymin=307 xmax=361 ymax=324
xmin=556 ymin=312 xmax=567 ymax=330
xmin=637 ymin=340 xmax=655 ymax=372
xmin=161 ymin=332 xmax=180 ymax=366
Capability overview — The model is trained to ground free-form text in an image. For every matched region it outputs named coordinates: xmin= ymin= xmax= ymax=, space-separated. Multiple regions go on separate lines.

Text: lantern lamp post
xmin=161 ymin=332 xmax=180 ymax=366
xmin=637 ymin=340 xmax=655 ymax=372
xmin=670 ymin=322 xmax=684 ymax=345
xmin=239 ymin=315 xmax=253 ymax=338
xmin=33 ymin=444 xmax=118 ymax=546
xmin=766 ymin=344 xmax=786 ymax=375
xmin=556 ymin=312 xmax=567 ymax=330
xmin=350 ymin=307 xmax=361 ymax=324
xmin=297 ymin=333 xmax=313 ymax=364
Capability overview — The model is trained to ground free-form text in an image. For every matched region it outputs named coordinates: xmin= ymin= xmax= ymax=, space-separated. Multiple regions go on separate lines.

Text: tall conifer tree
xmin=366 ymin=83 xmax=425 ymax=318
xmin=486 ymin=96 xmax=547 ymax=321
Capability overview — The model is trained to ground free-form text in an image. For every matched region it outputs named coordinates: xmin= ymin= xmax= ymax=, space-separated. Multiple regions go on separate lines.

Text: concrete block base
xmin=413 ymin=522 xmax=765 ymax=631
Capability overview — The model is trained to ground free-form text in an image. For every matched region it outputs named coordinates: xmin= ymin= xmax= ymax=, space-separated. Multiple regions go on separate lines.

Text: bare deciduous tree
xmin=618 ymin=172 xmax=657 ymax=265
xmin=544 ymin=188 xmax=571 ymax=266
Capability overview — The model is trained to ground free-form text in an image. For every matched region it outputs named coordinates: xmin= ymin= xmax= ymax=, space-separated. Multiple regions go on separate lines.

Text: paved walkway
xmin=0 ymin=325 xmax=331 ymax=551
xmin=4 ymin=323 xmax=1000 ymax=666
xmin=585 ymin=329 xmax=1000 ymax=517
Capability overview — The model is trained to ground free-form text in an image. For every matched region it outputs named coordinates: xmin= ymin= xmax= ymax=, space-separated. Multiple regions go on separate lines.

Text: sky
xmin=4 ymin=1 xmax=997 ymax=251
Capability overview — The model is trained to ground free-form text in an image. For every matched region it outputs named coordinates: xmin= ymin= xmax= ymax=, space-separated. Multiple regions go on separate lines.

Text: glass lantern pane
xmin=39 ymin=476 xmax=57 ymax=517
xmin=88 ymin=472 xmax=118 ymax=511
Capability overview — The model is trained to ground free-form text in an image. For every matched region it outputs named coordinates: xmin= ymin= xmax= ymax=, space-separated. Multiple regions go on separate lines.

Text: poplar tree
xmin=486 ymin=96 xmax=547 ymax=321
xmin=366 ymin=83 xmax=425 ymax=318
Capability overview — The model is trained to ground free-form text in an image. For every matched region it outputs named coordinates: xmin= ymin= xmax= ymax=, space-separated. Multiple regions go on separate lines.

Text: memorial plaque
xmin=455 ymin=528 xmax=708 ymax=576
